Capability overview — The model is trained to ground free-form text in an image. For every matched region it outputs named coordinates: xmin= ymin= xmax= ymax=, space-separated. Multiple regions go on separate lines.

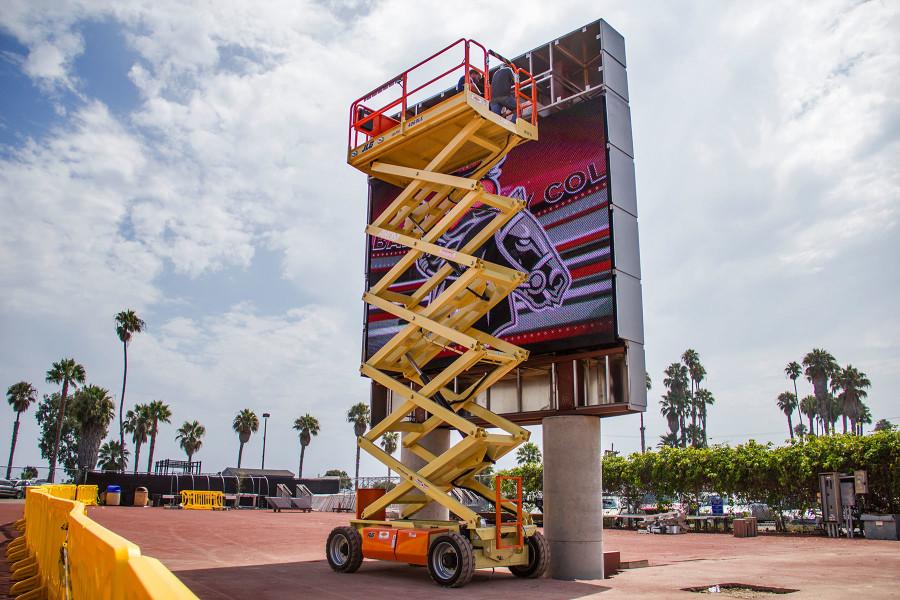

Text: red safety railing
xmin=494 ymin=475 xmax=524 ymax=550
xmin=348 ymin=39 xmax=537 ymax=151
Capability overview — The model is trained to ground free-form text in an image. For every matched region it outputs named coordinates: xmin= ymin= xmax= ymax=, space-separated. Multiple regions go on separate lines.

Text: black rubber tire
xmin=427 ymin=532 xmax=475 ymax=588
xmin=326 ymin=526 xmax=363 ymax=573
xmin=509 ymin=531 xmax=549 ymax=578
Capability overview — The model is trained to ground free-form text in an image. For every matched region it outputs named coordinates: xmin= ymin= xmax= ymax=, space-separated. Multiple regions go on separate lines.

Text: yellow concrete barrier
xmin=180 ymin=490 xmax=225 ymax=510
xmin=11 ymin=487 xmax=198 ymax=599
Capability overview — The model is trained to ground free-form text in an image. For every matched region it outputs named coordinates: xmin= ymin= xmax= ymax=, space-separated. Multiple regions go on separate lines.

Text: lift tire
xmin=427 ymin=532 xmax=475 ymax=587
xmin=326 ymin=526 xmax=363 ymax=573
xmin=510 ymin=531 xmax=549 ymax=578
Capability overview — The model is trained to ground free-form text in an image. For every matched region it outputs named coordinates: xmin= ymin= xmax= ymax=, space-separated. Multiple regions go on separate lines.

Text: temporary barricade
xmin=7 ymin=487 xmax=197 ymax=599
xmin=180 ymin=490 xmax=225 ymax=510
xmin=48 ymin=483 xmax=78 ymax=500
xmin=76 ymin=484 xmax=99 ymax=506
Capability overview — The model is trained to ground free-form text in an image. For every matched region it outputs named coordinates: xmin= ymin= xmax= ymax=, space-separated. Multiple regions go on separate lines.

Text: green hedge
xmin=602 ymin=431 xmax=900 ymax=515
xmin=496 ymin=432 xmax=900 ymax=515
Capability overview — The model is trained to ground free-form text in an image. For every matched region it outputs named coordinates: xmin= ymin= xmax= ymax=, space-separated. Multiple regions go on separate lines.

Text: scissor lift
xmin=326 ymin=39 xmax=549 ymax=587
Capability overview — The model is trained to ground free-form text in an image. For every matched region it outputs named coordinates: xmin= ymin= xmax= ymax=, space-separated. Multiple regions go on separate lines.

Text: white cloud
xmin=1 ymin=0 xmax=898 ymax=476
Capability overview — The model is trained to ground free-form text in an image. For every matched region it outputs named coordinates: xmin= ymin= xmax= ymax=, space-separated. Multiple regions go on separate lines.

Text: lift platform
xmin=327 ymin=39 xmax=549 ymax=587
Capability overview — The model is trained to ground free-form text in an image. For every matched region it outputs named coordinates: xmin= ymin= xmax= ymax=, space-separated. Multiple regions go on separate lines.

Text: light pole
xmin=261 ymin=412 xmax=271 ymax=469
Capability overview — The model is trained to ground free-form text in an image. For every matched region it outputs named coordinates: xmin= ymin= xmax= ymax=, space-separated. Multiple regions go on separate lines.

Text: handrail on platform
xmin=348 ymin=38 xmax=537 ymax=149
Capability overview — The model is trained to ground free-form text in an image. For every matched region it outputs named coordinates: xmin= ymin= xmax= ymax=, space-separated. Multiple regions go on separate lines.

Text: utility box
xmin=861 ymin=514 xmax=900 ymax=541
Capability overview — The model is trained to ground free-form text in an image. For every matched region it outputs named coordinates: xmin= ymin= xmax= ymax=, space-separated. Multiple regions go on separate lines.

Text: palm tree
xmin=232 ymin=409 xmax=259 ymax=468
xmin=776 ymin=391 xmax=798 ymax=440
xmin=800 ymin=395 xmax=817 ymax=435
xmin=347 ymin=402 xmax=370 ymax=489
xmin=663 ymin=362 xmax=689 ymax=447
xmin=793 ymin=423 xmax=808 ymax=438
xmin=176 ymin=421 xmax=206 ymax=464
xmin=857 ymin=403 xmax=872 ymax=435
xmin=784 ymin=361 xmax=802 ymax=424
xmin=695 ymin=388 xmax=714 ymax=445
xmin=802 ymin=349 xmax=839 ymax=435
xmin=124 ymin=404 xmax=152 ymax=474
xmin=293 ymin=414 xmax=320 ymax=478
xmin=658 ymin=432 xmax=679 ymax=448
xmin=46 ymin=358 xmax=86 ymax=482
xmin=380 ymin=432 xmax=399 ymax=479
xmin=145 ymin=400 xmax=172 ymax=473
xmin=6 ymin=381 xmax=37 ymax=479
xmin=831 ymin=365 xmax=871 ymax=434
xmin=97 ymin=440 xmax=129 ymax=471
xmin=115 ymin=310 xmax=146 ymax=468
xmin=681 ymin=349 xmax=705 ymax=441
xmin=659 ymin=391 xmax=681 ymax=442
xmin=71 ymin=385 xmax=116 ymax=479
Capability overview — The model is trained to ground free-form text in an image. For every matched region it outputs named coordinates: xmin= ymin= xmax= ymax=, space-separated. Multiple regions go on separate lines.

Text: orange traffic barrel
xmin=356 ymin=488 xmax=387 ymax=520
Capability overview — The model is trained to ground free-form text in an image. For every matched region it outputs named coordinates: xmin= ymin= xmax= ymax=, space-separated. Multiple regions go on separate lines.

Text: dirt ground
xmin=2 ymin=501 xmax=898 ymax=599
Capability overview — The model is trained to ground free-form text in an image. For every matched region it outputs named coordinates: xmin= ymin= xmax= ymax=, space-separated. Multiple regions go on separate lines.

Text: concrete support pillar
xmin=401 ymin=428 xmax=451 ymax=520
xmin=542 ymin=415 xmax=603 ymax=580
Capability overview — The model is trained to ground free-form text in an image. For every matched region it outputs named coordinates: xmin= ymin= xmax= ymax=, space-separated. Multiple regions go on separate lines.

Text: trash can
xmin=862 ymin=514 xmax=900 ymax=540
xmin=106 ymin=485 xmax=121 ymax=506
xmin=133 ymin=486 xmax=149 ymax=507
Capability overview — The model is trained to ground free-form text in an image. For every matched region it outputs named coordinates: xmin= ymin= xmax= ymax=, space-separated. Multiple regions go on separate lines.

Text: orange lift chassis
xmin=326 ymin=39 xmax=550 ymax=587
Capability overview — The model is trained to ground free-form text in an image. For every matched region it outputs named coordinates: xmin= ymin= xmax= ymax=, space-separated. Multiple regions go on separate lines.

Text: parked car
xmin=0 ymin=479 xmax=21 ymax=499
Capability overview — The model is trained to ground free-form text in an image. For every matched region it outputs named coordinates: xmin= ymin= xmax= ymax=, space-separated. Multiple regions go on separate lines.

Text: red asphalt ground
xmin=2 ymin=501 xmax=898 ymax=599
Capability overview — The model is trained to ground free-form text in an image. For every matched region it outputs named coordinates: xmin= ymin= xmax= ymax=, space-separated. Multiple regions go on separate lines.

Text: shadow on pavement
xmin=176 ymin=559 xmax=609 ymax=600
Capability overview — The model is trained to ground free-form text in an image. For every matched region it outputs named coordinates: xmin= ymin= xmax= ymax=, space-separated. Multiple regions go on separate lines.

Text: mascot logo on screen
xmin=415 ymin=157 xmax=572 ymax=335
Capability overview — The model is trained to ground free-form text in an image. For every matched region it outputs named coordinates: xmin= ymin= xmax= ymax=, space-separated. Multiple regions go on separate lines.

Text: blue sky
xmin=1 ymin=0 xmax=898 ymax=480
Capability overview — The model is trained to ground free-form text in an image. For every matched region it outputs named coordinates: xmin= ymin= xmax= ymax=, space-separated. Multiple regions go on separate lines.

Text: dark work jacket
xmin=491 ymin=66 xmax=514 ymax=98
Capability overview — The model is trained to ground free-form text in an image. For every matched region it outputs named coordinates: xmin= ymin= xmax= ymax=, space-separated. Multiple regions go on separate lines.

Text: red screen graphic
xmin=365 ymin=98 xmax=614 ymax=359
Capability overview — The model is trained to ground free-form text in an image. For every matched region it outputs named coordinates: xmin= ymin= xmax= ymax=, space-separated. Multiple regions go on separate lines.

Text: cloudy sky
xmin=1 ymin=0 xmax=898 ymax=480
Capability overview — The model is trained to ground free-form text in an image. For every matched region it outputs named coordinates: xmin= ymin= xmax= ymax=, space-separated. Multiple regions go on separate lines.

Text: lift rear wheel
xmin=509 ymin=531 xmax=549 ymax=578
xmin=427 ymin=532 xmax=475 ymax=587
xmin=326 ymin=526 xmax=363 ymax=573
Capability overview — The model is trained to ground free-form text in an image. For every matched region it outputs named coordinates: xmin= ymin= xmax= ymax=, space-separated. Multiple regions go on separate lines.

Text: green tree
xmin=97 ymin=440 xmax=129 ymax=471
xmin=124 ymin=403 xmax=152 ymax=474
xmin=696 ymin=388 xmax=715 ymax=446
xmin=663 ymin=362 xmax=690 ymax=447
xmin=802 ymin=349 xmax=839 ymax=435
xmin=857 ymin=402 xmax=872 ymax=435
xmin=232 ymin=409 xmax=259 ymax=468
xmin=35 ymin=393 xmax=78 ymax=480
xmin=145 ymin=400 xmax=172 ymax=473
xmin=19 ymin=466 xmax=38 ymax=479
xmin=777 ymin=391 xmax=798 ymax=440
xmin=114 ymin=310 xmax=146 ymax=469
xmin=71 ymin=385 xmax=116 ymax=479
xmin=831 ymin=365 xmax=871 ymax=434
xmin=293 ymin=414 xmax=321 ymax=478
xmin=347 ymin=403 xmax=370 ymax=489
xmin=45 ymin=358 xmax=86 ymax=482
xmin=785 ymin=361 xmax=802 ymax=427
xmin=659 ymin=392 xmax=681 ymax=443
xmin=873 ymin=419 xmax=895 ymax=432
xmin=681 ymin=349 xmax=705 ymax=443
xmin=380 ymin=431 xmax=399 ymax=479
xmin=793 ymin=423 xmax=808 ymax=438
xmin=6 ymin=381 xmax=37 ymax=479
xmin=324 ymin=468 xmax=352 ymax=490
xmin=516 ymin=441 xmax=542 ymax=465
xmin=176 ymin=420 xmax=206 ymax=463
xmin=800 ymin=395 xmax=817 ymax=435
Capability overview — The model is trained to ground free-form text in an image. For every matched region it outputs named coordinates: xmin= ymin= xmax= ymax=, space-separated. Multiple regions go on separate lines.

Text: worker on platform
xmin=489 ymin=63 xmax=517 ymax=123
xmin=456 ymin=68 xmax=484 ymax=96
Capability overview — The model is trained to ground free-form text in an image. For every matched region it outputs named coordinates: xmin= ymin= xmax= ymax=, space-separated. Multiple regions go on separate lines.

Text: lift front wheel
xmin=509 ymin=531 xmax=550 ymax=578
xmin=427 ymin=532 xmax=475 ymax=587
xmin=326 ymin=526 xmax=363 ymax=573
